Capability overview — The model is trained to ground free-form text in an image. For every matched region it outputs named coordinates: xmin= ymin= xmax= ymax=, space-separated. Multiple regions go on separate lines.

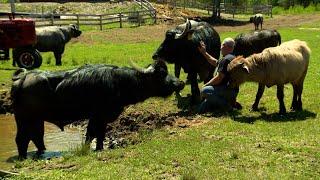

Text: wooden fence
xmin=223 ymin=4 xmax=273 ymax=17
xmin=157 ymin=0 xmax=212 ymax=14
xmin=0 ymin=9 xmax=157 ymax=30
xmin=156 ymin=0 xmax=272 ymax=17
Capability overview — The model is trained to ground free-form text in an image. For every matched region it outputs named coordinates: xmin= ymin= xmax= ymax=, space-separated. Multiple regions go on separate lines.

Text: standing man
xmin=198 ymin=37 xmax=241 ymax=113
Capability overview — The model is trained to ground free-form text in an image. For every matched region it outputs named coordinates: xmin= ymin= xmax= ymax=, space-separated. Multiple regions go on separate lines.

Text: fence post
xmin=154 ymin=10 xmax=157 ymax=24
xmin=99 ymin=15 xmax=103 ymax=31
xmin=119 ymin=12 xmax=122 ymax=28
xmin=137 ymin=11 xmax=140 ymax=26
xmin=233 ymin=7 xmax=235 ymax=19
xmin=270 ymin=6 xmax=273 ymax=18
xmin=50 ymin=13 xmax=54 ymax=26
xmin=76 ymin=14 xmax=80 ymax=27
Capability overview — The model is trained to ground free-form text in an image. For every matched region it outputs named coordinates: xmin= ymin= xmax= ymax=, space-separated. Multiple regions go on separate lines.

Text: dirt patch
xmin=78 ymin=13 xmax=320 ymax=45
xmin=71 ymin=110 xmax=209 ymax=149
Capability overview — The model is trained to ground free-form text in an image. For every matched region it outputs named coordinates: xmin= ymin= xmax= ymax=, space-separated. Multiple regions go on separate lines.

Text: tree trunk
xmin=212 ymin=0 xmax=221 ymax=18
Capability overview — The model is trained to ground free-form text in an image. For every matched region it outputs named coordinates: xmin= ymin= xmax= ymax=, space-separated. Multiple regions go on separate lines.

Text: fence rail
xmin=156 ymin=0 xmax=272 ymax=17
xmin=134 ymin=0 xmax=157 ymax=21
xmin=0 ymin=9 xmax=157 ymax=30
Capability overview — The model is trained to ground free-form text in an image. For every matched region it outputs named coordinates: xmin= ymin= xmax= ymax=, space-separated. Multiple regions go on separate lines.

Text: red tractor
xmin=0 ymin=14 xmax=42 ymax=69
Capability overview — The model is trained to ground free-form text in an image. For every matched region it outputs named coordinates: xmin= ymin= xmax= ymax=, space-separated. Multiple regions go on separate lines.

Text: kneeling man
xmin=198 ymin=37 xmax=241 ymax=113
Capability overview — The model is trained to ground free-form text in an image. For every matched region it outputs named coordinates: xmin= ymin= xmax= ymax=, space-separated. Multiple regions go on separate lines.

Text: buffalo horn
xmin=129 ymin=60 xmax=150 ymax=73
xmin=175 ymin=19 xmax=191 ymax=39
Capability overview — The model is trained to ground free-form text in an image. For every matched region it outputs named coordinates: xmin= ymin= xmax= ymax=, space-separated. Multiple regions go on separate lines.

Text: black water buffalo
xmin=37 ymin=24 xmax=81 ymax=65
xmin=16 ymin=24 xmax=81 ymax=66
xmin=152 ymin=19 xmax=221 ymax=104
xmin=250 ymin=13 xmax=263 ymax=30
xmin=233 ymin=29 xmax=282 ymax=111
xmin=11 ymin=60 xmax=185 ymax=159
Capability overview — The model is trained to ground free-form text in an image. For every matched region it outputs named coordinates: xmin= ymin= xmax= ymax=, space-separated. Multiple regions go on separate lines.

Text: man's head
xmin=221 ymin=37 xmax=235 ymax=56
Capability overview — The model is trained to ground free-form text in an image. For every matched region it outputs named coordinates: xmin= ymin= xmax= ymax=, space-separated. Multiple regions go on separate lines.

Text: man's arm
xmin=198 ymin=41 xmax=218 ymax=67
xmin=203 ymin=72 xmax=225 ymax=87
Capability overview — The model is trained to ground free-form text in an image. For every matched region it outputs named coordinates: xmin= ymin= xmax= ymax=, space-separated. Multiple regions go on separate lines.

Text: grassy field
xmin=1 ymin=15 xmax=320 ymax=179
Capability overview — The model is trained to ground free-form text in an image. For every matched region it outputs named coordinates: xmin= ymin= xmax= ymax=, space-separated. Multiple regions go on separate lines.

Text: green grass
xmin=2 ymin=15 xmax=320 ymax=179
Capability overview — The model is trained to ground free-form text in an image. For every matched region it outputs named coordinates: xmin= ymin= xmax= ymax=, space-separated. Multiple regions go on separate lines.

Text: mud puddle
xmin=0 ymin=114 xmax=83 ymax=170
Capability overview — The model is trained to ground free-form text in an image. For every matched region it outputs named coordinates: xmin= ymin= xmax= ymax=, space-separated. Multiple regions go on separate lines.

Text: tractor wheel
xmin=13 ymin=47 xmax=42 ymax=69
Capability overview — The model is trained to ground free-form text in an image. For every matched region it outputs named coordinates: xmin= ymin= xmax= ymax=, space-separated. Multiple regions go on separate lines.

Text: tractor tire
xmin=12 ymin=47 xmax=42 ymax=69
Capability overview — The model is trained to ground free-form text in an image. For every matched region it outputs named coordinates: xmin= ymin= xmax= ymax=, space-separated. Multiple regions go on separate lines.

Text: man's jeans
xmin=198 ymin=85 xmax=238 ymax=113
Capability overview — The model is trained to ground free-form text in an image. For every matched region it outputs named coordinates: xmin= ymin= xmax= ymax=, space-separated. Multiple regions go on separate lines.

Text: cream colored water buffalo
xmin=227 ymin=39 xmax=310 ymax=114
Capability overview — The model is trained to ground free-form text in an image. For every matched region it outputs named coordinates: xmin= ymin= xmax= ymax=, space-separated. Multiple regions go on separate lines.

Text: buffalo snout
xmin=166 ymin=75 xmax=185 ymax=92
xmin=74 ymin=29 xmax=82 ymax=37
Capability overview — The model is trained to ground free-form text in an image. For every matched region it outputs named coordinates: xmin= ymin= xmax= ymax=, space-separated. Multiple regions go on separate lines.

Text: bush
xmin=272 ymin=3 xmax=320 ymax=15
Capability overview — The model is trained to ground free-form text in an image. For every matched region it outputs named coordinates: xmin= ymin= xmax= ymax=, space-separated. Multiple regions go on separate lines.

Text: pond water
xmin=0 ymin=114 xmax=84 ymax=170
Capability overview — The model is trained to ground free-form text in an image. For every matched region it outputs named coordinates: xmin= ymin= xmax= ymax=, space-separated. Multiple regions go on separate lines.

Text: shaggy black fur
xmin=11 ymin=61 xmax=184 ymax=159
xmin=152 ymin=20 xmax=221 ymax=104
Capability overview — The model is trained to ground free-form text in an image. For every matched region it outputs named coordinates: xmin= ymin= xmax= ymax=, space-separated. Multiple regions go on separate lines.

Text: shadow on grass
xmin=231 ymin=110 xmax=317 ymax=124
xmin=174 ymin=93 xmax=241 ymax=118
xmin=174 ymin=94 xmax=316 ymax=123
xmin=190 ymin=16 xmax=251 ymax=27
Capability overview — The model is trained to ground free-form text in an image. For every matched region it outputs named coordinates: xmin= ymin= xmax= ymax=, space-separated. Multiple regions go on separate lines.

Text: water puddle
xmin=0 ymin=114 xmax=84 ymax=170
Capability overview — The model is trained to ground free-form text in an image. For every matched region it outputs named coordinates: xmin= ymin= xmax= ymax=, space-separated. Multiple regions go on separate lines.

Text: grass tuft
xmin=69 ymin=142 xmax=91 ymax=157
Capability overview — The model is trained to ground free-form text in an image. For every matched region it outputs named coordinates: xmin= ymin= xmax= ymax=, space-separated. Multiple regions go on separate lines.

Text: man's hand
xmin=202 ymin=84 xmax=209 ymax=88
xmin=198 ymin=41 xmax=206 ymax=55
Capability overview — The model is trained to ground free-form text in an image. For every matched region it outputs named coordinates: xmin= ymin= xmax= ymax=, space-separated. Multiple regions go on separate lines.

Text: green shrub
xmin=273 ymin=3 xmax=320 ymax=15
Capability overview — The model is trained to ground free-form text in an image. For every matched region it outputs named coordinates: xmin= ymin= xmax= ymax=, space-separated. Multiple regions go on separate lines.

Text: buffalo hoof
xmin=251 ymin=104 xmax=259 ymax=111
xmin=95 ymin=144 xmax=104 ymax=151
xmin=18 ymin=154 xmax=27 ymax=160
xmin=233 ymin=101 xmax=243 ymax=110
xmin=36 ymin=150 xmax=45 ymax=156
xmin=290 ymin=106 xmax=297 ymax=112
xmin=251 ymin=108 xmax=259 ymax=112
xmin=94 ymin=148 xmax=103 ymax=152
xmin=279 ymin=109 xmax=286 ymax=115
xmin=290 ymin=106 xmax=302 ymax=112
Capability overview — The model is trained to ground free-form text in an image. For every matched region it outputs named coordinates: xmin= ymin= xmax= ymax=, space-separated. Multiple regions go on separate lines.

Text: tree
xmin=212 ymin=0 xmax=221 ymax=18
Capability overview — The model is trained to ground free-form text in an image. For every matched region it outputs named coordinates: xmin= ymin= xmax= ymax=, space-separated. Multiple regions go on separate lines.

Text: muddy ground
xmin=1 ymin=8 xmax=319 ymax=148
